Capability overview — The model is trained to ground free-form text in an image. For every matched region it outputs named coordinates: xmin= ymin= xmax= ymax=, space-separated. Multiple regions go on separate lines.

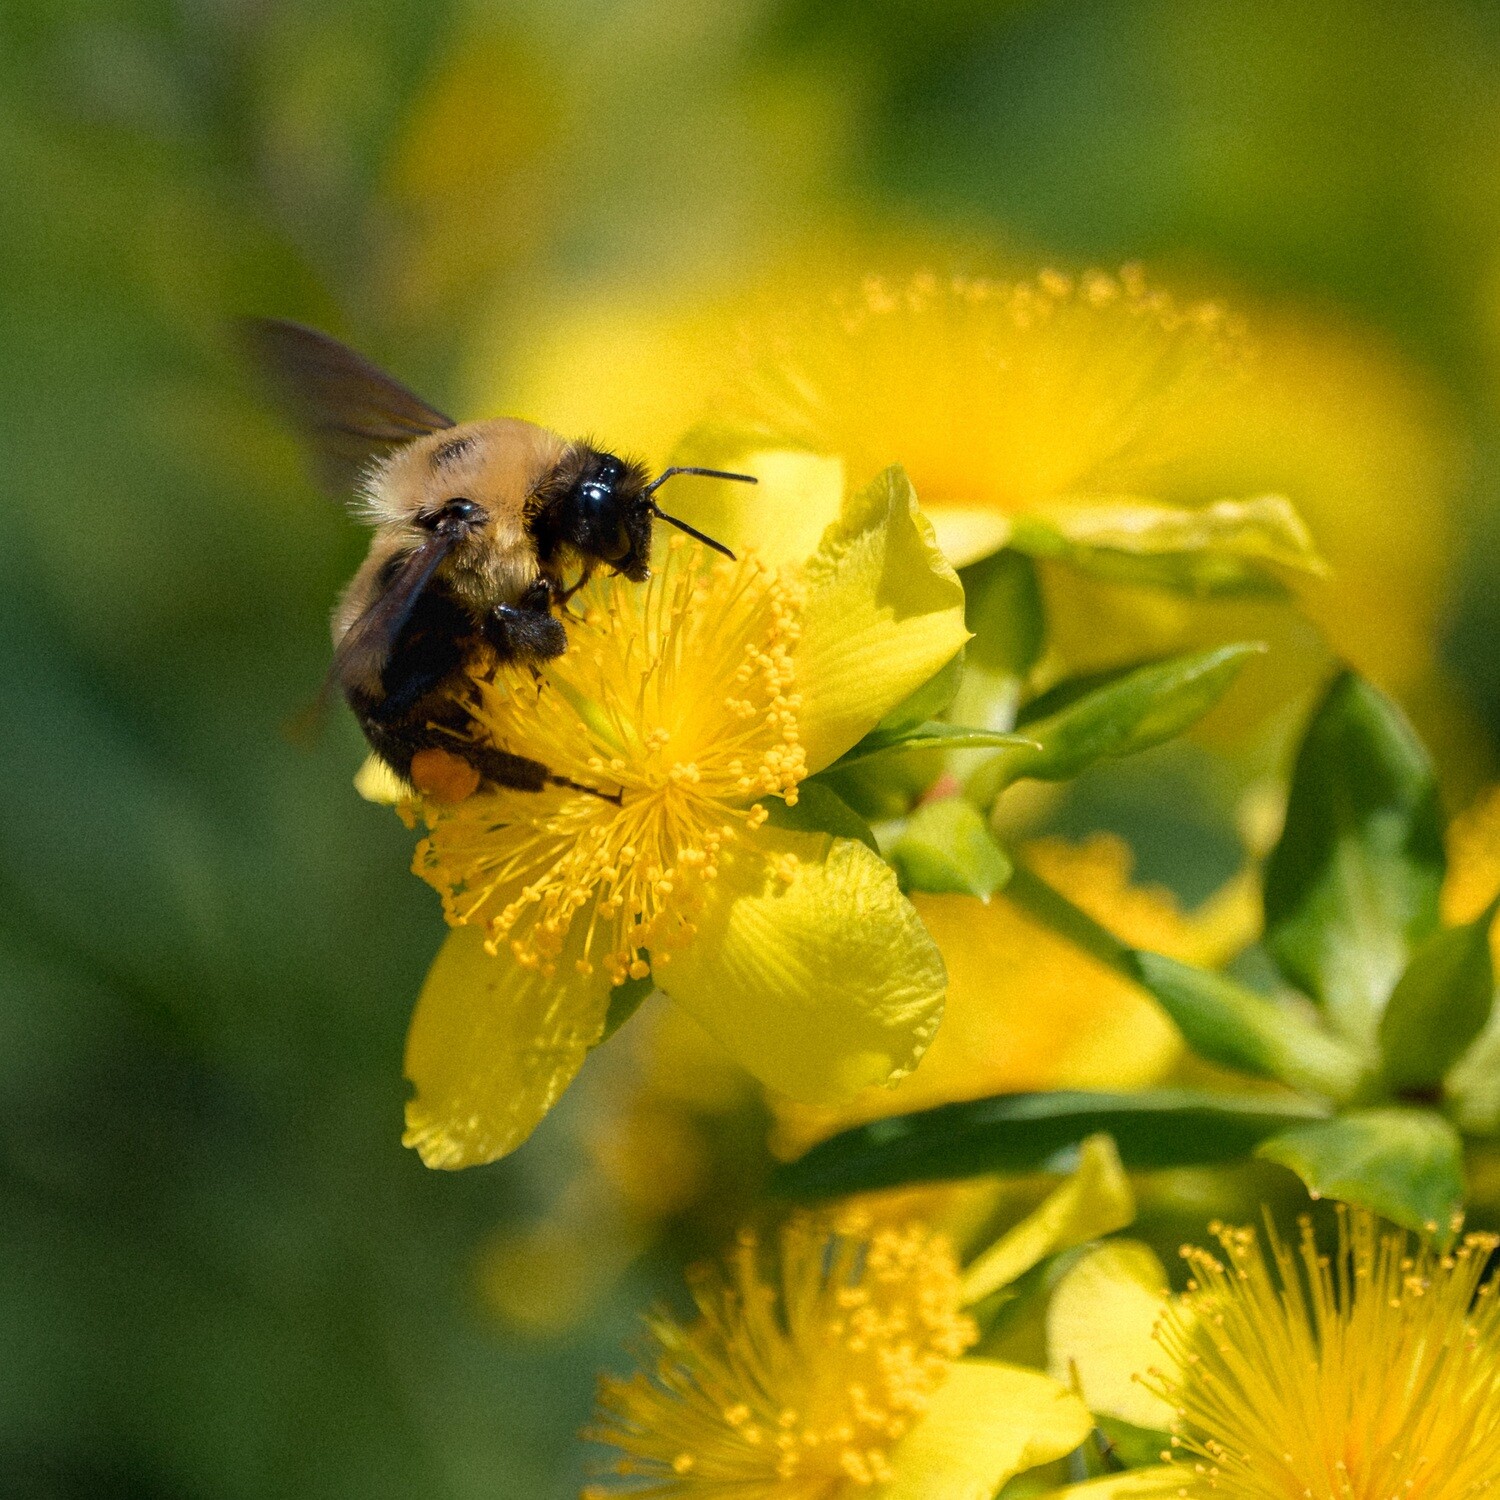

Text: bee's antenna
xmin=640 ymin=465 xmax=758 ymax=500
xmin=651 ymin=507 xmax=738 ymax=561
xmin=642 ymin=466 xmax=756 ymax=561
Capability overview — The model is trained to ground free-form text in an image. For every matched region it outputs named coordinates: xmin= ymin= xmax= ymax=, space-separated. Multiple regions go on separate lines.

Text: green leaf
xmin=1008 ymin=494 xmax=1325 ymax=597
xmin=1264 ymin=671 xmax=1446 ymax=1055
xmin=1379 ymin=896 xmax=1500 ymax=1095
xmin=961 ymin=550 xmax=1046 ymax=677
xmin=1257 ymin=1107 xmax=1466 ymax=1240
xmin=812 ymin=759 xmax=931 ymax=824
xmin=828 ymin=719 xmax=1037 ymax=772
xmin=772 ymin=1090 xmax=1328 ymax=1199
xmin=599 ymin=973 xmax=654 ymax=1041
xmin=964 ymin=643 xmax=1264 ymax=808
xmin=1443 ymin=1015 xmax=1500 ymax=1135
xmin=944 ymin=553 xmax=1044 ymax=768
xmin=762 ymin=781 xmax=879 ymax=854
xmin=1131 ymin=951 xmax=1364 ymax=1101
xmin=888 ymin=796 xmax=1013 ymax=898
xmin=1094 ymin=1416 xmax=1175 ymax=1472
xmin=1015 ymin=660 xmax=1166 ymax=728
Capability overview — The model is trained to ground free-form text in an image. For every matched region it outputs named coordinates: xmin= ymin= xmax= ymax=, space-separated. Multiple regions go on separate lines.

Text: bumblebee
xmin=245 ymin=319 xmax=750 ymax=794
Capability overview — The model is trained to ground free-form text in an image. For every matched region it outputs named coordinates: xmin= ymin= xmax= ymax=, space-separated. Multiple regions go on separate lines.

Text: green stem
xmin=1005 ymin=860 xmax=1367 ymax=1103
xmin=1003 ymin=862 xmax=1139 ymax=980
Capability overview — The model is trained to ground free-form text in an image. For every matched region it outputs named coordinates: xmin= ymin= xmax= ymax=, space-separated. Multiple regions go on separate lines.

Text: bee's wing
xmin=242 ymin=318 xmax=456 ymax=493
xmin=333 ymin=534 xmax=455 ymax=697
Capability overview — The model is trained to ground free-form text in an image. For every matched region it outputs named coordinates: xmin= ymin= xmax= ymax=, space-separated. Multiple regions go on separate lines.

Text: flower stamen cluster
xmin=585 ymin=1213 xmax=977 ymax=1497
xmin=413 ymin=541 xmax=807 ymax=985
xmin=1150 ymin=1208 xmax=1500 ymax=1500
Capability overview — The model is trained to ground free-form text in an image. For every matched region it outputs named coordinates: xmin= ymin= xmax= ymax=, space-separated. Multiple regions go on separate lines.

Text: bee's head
xmin=534 ymin=448 xmax=751 ymax=582
xmin=552 ymin=451 xmax=655 ymax=581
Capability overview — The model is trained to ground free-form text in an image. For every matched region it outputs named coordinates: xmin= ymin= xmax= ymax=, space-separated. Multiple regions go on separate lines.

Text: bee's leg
xmin=357 ymin=710 xmax=553 ymax=795
xmin=464 ymin=743 xmax=552 ymax=793
xmin=466 ymin=744 xmax=621 ymax=803
xmin=484 ymin=601 xmax=567 ymax=662
xmin=412 ymin=697 xmax=621 ymax=803
xmin=555 ymin=563 xmax=595 ymax=608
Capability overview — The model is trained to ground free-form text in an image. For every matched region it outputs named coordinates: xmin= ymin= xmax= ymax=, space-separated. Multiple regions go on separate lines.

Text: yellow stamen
xmin=1149 ymin=1208 xmax=1500 ymax=1500
xmin=413 ymin=541 xmax=807 ymax=985
xmin=584 ymin=1213 xmax=977 ymax=1497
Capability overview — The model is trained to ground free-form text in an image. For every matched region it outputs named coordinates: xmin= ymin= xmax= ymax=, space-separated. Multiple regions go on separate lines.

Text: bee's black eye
xmin=421 ymin=497 xmax=484 ymax=532
xmin=575 ymin=475 xmax=630 ymax=560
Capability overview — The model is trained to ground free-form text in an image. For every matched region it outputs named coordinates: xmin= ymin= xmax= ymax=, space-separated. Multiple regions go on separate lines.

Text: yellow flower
xmin=492 ymin=249 xmax=1463 ymax=742
xmin=710 ymin=264 xmax=1257 ymax=572
xmin=586 ymin=1211 xmax=1092 ymax=1500
xmin=391 ymin=464 xmax=968 ymax=1168
xmin=1443 ymin=784 xmax=1500 ymax=937
xmin=416 ymin=545 xmax=808 ymax=986
xmin=1049 ymin=1211 xmax=1500 ymax=1500
xmin=773 ymin=835 xmax=1257 ymax=1157
xmin=1161 ymin=1212 xmax=1500 ymax=1499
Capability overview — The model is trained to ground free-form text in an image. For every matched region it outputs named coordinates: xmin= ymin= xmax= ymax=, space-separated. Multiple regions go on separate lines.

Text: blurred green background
xmin=6 ymin=1 xmax=1500 ymax=1495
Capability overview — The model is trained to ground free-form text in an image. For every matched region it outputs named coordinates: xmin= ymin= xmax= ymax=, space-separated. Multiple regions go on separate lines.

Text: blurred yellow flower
xmin=1148 ymin=303 xmax=1465 ymax=695
xmin=774 ymin=834 xmax=1257 ymax=1156
xmin=710 ymin=264 xmax=1263 ymax=572
xmin=490 ymin=248 xmax=1466 ymax=752
xmin=387 ymin=465 xmax=967 ymax=1168
xmin=1041 ymin=302 xmax=1468 ymax=747
xmin=476 ymin=1001 xmax=765 ymax=1334
xmin=1443 ymin=783 xmax=1500 ymax=934
xmin=585 ymin=1212 xmax=1091 ymax=1499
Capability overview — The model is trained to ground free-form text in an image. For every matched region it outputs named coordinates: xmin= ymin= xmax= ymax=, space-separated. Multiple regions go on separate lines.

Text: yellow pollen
xmin=410 ymin=548 xmax=807 ymax=984
xmin=585 ymin=1214 xmax=976 ymax=1497
xmin=1149 ymin=1208 xmax=1500 ymax=1500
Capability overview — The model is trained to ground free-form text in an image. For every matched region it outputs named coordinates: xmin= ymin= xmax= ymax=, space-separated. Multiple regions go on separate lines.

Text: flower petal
xmin=925 ymin=504 xmax=1018 ymax=568
xmin=769 ymin=835 xmax=1199 ymax=1157
xmin=1026 ymin=493 xmax=1325 ymax=574
xmin=663 ymin=444 xmax=849 ymax=569
xmin=403 ymin=923 xmax=614 ymax=1169
xmin=354 ymin=753 xmax=409 ymax=805
xmin=796 ymin=465 xmax=970 ymax=772
xmin=1046 ymin=1239 xmax=1178 ymax=1432
xmin=960 ymin=1134 xmax=1134 ymax=1304
xmin=877 ymin=1360 xmax=1092 ymax=1500
xmin=659 ymin=825 xmax=945 ymax=1103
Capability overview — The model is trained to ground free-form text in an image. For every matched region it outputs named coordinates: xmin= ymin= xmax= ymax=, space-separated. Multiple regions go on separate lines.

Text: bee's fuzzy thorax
xmin=350 ymin=416 xmax=574 ymax=617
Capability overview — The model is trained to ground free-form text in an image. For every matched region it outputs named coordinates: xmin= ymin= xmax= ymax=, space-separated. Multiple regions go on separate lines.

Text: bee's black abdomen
xmin=372 ymin=588 xmax=471 ymax=719
xmin=347 ymin=579 xmax=562 ymax=796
